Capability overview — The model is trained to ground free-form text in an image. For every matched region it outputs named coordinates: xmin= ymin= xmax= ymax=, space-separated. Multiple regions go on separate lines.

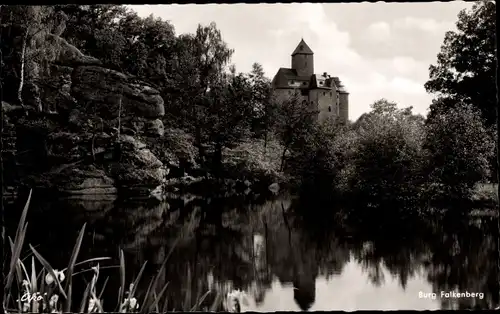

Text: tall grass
xmin=3 ymin=190 xmax=222 ymax=313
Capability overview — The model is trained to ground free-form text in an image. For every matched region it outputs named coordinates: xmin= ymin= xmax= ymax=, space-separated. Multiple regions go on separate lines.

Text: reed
xmin=3 ymin=190 xmax=222 ymax=313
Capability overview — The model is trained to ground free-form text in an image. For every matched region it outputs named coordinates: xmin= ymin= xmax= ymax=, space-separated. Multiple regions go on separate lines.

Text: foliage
xmin=0 ymin=6 xmax=56 ymax=107
xmin=425 ymin=1 xmax=497 ymax=126
xmin=273 ymin=92 xmax=318 ymax=171
xmin=222 ymin=138 xmax=284 ymax=183
xmin=246 ymin=63 xmax=276 ymax=141
xmin=339 ymin=100 xmax=427 ymax=205
xmin=423 ymin=102 xmax=495 ymax=200
xmin=285 ymin=121 xmax=339 ymax=192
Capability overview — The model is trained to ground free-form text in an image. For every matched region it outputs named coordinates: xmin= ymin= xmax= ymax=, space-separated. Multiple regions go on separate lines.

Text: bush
xmin=221 ymin=138 xmax=285 ymax=185
xmin=342 ymin=100 xmax=426 ymax=204
xmin=423 ymin=103 xmax=495 ymax=200
xmin=285 ymin=121 xmax=342 ymax=194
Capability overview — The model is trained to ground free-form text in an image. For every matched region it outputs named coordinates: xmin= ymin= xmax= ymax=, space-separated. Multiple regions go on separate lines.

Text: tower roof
xmin=291 ymin=39 xmax=314 ymax=56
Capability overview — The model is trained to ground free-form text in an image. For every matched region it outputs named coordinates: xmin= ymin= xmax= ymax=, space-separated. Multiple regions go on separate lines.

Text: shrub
xmin=344 ymin=100 xmax=426 ymax=204
xmin=423 ymin=102 xmax=495 ymax=200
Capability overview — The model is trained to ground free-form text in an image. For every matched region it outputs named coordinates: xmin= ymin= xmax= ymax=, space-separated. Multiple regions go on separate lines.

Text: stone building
xmin=271 ymin=39 xmax=349 ymax=124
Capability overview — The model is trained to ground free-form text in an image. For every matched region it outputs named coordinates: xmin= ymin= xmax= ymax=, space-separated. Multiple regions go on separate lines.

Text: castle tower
xmin=338 ymin=89 xmax=349 ymax=124
xmin=291 ymin=39 xmax=314 ymax=77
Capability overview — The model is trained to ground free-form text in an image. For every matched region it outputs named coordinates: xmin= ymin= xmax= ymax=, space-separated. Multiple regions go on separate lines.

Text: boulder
xmin=2 ymin=101 xmax=23 ymax=113
xmin=44 ymin=34 xmax=102 ymax=67
xmin=56 ymin=166 xmax=117 ymax=195
xmin=40 ymin=64 xmax=77 ymax=113
xmin=110 ymin=135 xmax=169 ymax=193
xmin=145 ymin=119 xmax=165 ymax=137
xmin=268 ymin=182 xmax=280 ymax=194
xmin=71 ymin=66 xmax=165 ymax=119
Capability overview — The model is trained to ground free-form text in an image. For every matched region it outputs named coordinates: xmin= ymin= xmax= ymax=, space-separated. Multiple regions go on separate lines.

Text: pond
xmin=4 ymin=190 xmax=499 ymax=311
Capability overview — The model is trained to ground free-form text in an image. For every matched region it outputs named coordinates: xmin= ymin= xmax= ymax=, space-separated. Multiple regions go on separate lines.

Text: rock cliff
xmin=2 ymin=32 xmax=187 ymax=197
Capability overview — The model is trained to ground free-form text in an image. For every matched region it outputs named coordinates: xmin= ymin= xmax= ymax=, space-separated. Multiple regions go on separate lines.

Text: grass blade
xmin=14 ymin=260 xmax=24 ymax=295
xmin=20 ymin=244 xmax=41 ymax=263
xmin=29 ymin=244 xmax=68 ymax=300
xmin=18 ymin=259 xmax=30 ymax=284
xmin=130 ymin=261 xmax=147 ymax=299
xmin=140 ymin=277 xmax=154 ymax=312
xmin=98 ymin=276 xmax=109 ymax=300
xmin=148 ymin=282 xmax=169 ymax=313
xmin=65 ymin=257 xmax=111 ymax=271
xmin=183 ymin=266 xmax=192 ymax=311
xmin=31 ymin=257 xmax=37 ymax=294
xmin=40 ymin=268 xmax=46 ymax=298
xmin=190 ymin=290 xmax=211 ymax=311
xmin=161 ymin=292 xmax=170 ymax=313
xmin=117 ymin=249 xmax=125 ymax=311
xmin=209 ymin=290 xmax=222 ymax=312
xmin=142 ymin=238 xmax=180 ymax=311
xmin=116 ymin=286 xmax=122 ymax=312
xmin=8 ymin=236 xmax=14 ymax=254
xmin=79 ymin=282 xmax=91 ymax=313
xmin=152 ymin=291 xmax=158 ymax=312
xmin=64 ymin=223 xmax=87 ymax=312
xmin=5 ymin=190 xmax=31 ymax=295
xmin=6 ymin=222 xmax=28 ymax=295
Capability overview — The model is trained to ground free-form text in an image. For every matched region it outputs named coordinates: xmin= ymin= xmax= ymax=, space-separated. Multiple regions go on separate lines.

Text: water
xmin=5 ymin=190 xmax=499 ymax=311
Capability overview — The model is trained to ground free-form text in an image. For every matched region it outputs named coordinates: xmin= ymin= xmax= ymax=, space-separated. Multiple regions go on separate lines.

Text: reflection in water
xmin=4 ymin=191 xmax=499 ymax=311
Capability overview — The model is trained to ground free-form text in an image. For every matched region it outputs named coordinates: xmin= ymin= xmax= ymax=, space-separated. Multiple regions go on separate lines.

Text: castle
xmin=271 ymin=39 xmax=349 ymax=124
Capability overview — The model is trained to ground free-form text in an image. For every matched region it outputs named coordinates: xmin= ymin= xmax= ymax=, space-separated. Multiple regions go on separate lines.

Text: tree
xmin=55 ymin=5 xmax=177 ymax=82
xmin=348 ymin=99 xmax=426 ymax=204
xmin=204 ymin=72 xmax=255 ymax=177
xmin=425 ymin=1 xmax=496 ymax=126
xmin=246 ymin=62 xmax=275 ymax=148
xmin=274 ymin=92 xmax=318 ymax=171
xmin=0 ymin=6 xmax=58 ymax=113
xmin=54 ymin=5 xmax=129 ymax=62
xmin=424 ymin=102 xmax=495 ymax=200
xmin=172 ymin=22 xmax=234 ymax=166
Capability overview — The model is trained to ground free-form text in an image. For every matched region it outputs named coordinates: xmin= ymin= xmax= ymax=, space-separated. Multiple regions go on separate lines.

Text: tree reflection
xmin=8 ymin=192 xmax=499 ymax=311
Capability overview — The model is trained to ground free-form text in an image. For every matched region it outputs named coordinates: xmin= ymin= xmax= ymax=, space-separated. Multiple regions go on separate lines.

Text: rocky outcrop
xmin=109 ymin=135 xmax=169 ymax=196
xmin=4 ymin=32 xmax=172 ymax=197
xmin=57 ymin=166 xmax=117 ymax=195
xmin=71 ymin=66 xmax=164 ymax=119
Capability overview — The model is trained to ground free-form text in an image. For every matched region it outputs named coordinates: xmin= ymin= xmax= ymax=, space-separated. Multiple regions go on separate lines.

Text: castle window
xmin=320 ymin=81 xmax=324 ymax=85
xmin=300 ymin=45 xmax=304 ymax=50
xmin=330 ymin=92 xmax=332 ymax=96
xmin=328 ymin=106 xmax=332 ymax=112
xmin=323 ymin=92 xmax=326 ymax=96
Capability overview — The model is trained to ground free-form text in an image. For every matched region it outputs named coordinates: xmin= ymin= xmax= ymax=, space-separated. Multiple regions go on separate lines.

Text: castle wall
xmin=339 ymin=92 xmax=349 ymax=124
xmin=272 ymin=88 xmax=308 ymax=106
xmin=309 ymin=89 xmax=336 ymax=123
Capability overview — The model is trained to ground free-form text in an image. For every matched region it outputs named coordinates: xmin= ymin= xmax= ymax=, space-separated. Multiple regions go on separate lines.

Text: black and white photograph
xmin=1 ymin=1 xmax=498 ymax=312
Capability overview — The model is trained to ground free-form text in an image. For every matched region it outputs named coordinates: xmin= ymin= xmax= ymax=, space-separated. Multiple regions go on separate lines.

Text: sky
xmin=128 ymin=2 xmax=474 ymax=121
